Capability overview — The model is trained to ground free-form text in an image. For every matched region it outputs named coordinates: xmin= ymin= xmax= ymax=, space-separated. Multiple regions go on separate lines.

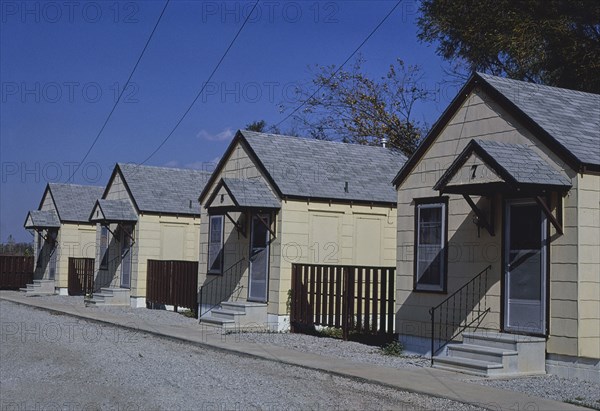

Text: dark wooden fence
xmin=0 ymin=255 xmax=34 ymax=289
xmin=291 ymin=263 xmax=395 ymax=339
xmin=147 ymin=260 xmax=198 ymax=312
xmin=68 ymin=257 xmax=95 ymax=296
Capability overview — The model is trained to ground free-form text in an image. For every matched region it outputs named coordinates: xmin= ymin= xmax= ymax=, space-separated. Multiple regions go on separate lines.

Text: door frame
xmin=119 ymin=224 xmax=133 ymax=289
xmin=48 ymin=229 xmax=59 ymax=280
xmin=501 ymin=197 xmax=550 ymax=336
xmin=247 ymin=213 xmax=271 ymax=303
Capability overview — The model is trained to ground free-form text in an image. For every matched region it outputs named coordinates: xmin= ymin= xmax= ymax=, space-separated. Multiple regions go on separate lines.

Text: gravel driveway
xmin=0 ymin=300 xmax=480 ymax=411
xmin=11 ymin=294 xmax=599 ymax=410
xmin=235 ymin=331 xmax=430 ymax=369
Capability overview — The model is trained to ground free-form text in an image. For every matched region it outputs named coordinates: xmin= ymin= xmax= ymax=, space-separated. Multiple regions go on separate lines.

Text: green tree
xmin=244 ymin=120 xmax=299 ymax=137
xmin=418 ymin=0 xmax=600 ymax=93
xmin=289 ymin=58 xmax=428 ymax=156
xmin=245 ymin=120 xmax=267 ymax=132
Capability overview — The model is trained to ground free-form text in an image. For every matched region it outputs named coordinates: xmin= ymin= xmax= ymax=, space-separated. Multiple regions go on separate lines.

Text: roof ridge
xmin=48 ymin=182 xmax=103 ymax=189
xmin=240 ymin=130 xmax=407 ymax=158
xmin=477 ymin=72 xmax=600 ymax=98
xmin=117 ymin=162 xmax=213 ymax=174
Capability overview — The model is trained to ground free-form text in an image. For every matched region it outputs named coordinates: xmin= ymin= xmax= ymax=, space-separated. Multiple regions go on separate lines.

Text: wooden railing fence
xmin=68 ymin=257 xmax=95 ymax=296
xmin=0 ymin=255 xmax=33 ymax=289
xmin=147 ymin=260 xmax=198 ymax=313
xmin=291 ymin=263 xmax=396 ymax=340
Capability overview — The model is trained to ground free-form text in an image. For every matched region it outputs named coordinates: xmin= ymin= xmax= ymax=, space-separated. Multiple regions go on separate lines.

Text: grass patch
xmin=304 ymin=326 xmax=398 ymax=348
xmin=316 ymin=327 xmax=344 ymax=339
xmin=381 ymin=341 xmax=404 ymax=356
xmin=181 ymin=309 xmax=197 ymax=319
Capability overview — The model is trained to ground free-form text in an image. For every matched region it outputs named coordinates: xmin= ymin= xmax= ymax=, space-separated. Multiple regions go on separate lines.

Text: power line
xmin=274 ymin=0 xmax=402 ymax=129
xmin=138 ymin=0 xmax=260 ymax=166
xmin=66 ymin=0 xmax=170 ymax=183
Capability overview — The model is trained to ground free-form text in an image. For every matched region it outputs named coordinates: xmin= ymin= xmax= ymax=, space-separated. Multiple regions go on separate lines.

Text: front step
xmin=434 ymin=356 xmax=504 ymax=377
xmin=448 ymin=343 xmax=517 ymax=364
xmin=85 ymin=288 xmax=130 ymax=306
xmin=20 ymin=280 xmax=55 ymax=296
xmin=199 ymin=301 xmax=268 ymax=332
xmin=433 ymin=331 xmax=546 ymax=377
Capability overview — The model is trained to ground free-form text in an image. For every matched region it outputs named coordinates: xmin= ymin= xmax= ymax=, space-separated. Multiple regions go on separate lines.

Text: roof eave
xmin=393 ymin=73 xmax=481 ymax=188
xmin=198 ymin=132 xmax=244 ymax=204
xmin=476 ymin=78 xmax=583 ymax=173
xmin=198 ymin=131 xmax=284 ymax=204
xmin=281 ymin=194 xmax=397 ymax=208
xmin=393 ymin=72 xmax=591 ymax=189
xmin=105 ymin=164 xmax=142 ymax=214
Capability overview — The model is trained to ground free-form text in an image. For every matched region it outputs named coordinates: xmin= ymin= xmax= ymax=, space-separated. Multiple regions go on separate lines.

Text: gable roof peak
xmin=393 ymin=72 xmax=600 ymax=188
xmin=42 ymin=183 xmax=104 ymax=223
xmin=110 ymin=162 xmax=212 ymax=216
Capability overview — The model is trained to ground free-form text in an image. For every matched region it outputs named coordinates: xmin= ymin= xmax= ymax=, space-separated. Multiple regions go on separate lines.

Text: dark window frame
xmin=99 ymin=225 xmax=109 ymax=270
xmin=413 ymin=196 xmax=449 ymax=293
xmin=207 ymin=214 xmax=225 ymax=275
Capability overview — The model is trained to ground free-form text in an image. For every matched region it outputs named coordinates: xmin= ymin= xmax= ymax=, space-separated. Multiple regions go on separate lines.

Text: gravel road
xmin=0 ymin=300 xmax=480 ymax=411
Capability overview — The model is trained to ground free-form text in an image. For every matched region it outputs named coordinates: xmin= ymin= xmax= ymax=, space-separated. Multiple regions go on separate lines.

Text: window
xmin=208 ymin=215 xmax=224 ymax=274
xmin=100 ymin=225 xmax=109 ymax=270
xmin=414 ymin=198 xmax=447 ymax=292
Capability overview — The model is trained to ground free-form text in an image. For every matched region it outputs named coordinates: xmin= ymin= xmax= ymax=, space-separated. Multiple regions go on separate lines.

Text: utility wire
xmin=274 ymin=0 xmax=402 ymax=129
xmin=138 ymin=0 xmax=260 ymax=166
xmin=66 ymin=0 xmax=170 ymax=183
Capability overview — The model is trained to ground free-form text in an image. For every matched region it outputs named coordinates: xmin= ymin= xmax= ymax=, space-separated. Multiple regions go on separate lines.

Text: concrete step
xmin=199 ymin=300 xmax=269 ymax=331
xmin=199 ymin=316 xmax=237 ymax=330
xmin=447 ymin=343 xmax=517 ymax=364
xmin=89 ymin=294 xmax=107 ymax=302
xmin=210 ymin=309 xmax=245 ymax=321
xmin=219 ymin=301 xmax=247 ymax=313
xmin=21 ymin=281 xmax=55 ymax=296
xmin=220 ymin=301 xmax=267 ymax=312
xmin=433 ymin=356 xmax=504 ymax=377
xmin=462 ymin=331 xmax=521 ymax=350
xmin=33 ymin=280 xmax=55 ymax=285
xmin=463 ymin=331 xmax=546 ymax=350
xmin=434 ymin=331 xmax=546 ymax=377
xmin=85 ymin=288 xmax=130 ymax=306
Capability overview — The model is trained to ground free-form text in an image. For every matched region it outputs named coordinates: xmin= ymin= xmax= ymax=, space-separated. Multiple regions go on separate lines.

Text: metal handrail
xmin=198 ymin=258 xmax=246 ymax=318
xmin=429 ymin=264 xmax=492 ymax=363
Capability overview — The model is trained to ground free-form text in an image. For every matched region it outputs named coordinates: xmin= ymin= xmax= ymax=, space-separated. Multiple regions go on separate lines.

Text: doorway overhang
xmin=434 ymin=139 xmax=571 ymax=236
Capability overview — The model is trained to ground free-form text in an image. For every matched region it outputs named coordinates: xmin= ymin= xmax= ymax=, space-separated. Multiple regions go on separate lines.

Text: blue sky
xmin=1 ymin=0 xmax=458 ymax=242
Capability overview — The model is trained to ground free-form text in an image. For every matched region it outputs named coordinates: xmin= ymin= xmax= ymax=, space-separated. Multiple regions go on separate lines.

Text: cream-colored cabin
xmin=24 ymin=183 xmax=103 ymax=295
xmin=88 ymin=163 xmax=210 ymax=308
xmin=393 ymin=73 xmax=599 ymax=382
xmin=197 ymin=130 xmax=405 ymax=330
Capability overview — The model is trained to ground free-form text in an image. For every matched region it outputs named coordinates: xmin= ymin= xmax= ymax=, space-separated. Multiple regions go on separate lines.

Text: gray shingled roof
xmin=240 ymin=131 xmax=407 ymax=203
xmin=436 ymin=139 xmax=572 ymax=190
xmin=475 ymin=140 xmax=572 ymax=186
xmin=24 ymin=210 xmax=61 ymax=229
xmin=117 ymin=163 xmax=212 ymax=215
xmin=48 ymin=183 xmax=104 ymax=223
xmin=91 ymin=199 xmax=138 ymax=222
xmin=478 ymin=73 xmax=600 ymax=167
xmin=221 ymin=178 xmax=281 ymax=208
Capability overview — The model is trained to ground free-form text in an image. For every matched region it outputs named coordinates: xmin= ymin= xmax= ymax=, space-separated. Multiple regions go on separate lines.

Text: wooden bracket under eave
xmin=256 ymin=213 xmax=277 ymax=241
xmin=463 ymin=194 xmax=495 ymax=237
xmin=225 ymin=212 xmax=246 ymax=238
xmin=534 ymin=196 xmax=563 ymax=235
